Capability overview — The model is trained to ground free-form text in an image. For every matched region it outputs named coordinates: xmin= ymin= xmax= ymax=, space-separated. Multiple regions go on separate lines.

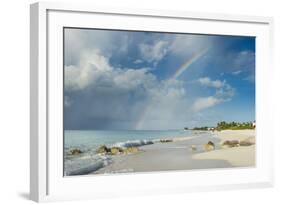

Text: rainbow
xmin=134 ymin=104 xmax=152 ymax=130
xmin=134 ymin=48 xmax=209 ymax=130
xmin=171 ymin=47 xmax=209 ymax=80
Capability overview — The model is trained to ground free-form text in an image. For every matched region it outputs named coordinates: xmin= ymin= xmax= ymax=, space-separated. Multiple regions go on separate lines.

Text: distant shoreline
xmin=191 ymin=121 xmax=255 ymax=131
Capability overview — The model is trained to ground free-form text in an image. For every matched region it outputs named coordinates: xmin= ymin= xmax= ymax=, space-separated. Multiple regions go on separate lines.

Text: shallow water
xmin=64 ymin=129 xmax=195 ymax=151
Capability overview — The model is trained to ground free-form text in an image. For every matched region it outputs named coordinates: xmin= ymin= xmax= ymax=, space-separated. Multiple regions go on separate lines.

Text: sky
xmin=64 ymin=28 xmax=255 ymax=130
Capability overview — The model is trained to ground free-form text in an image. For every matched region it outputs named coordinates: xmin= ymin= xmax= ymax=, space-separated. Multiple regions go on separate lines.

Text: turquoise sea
xmin=64 ymin=129 xmax=194 ymax=152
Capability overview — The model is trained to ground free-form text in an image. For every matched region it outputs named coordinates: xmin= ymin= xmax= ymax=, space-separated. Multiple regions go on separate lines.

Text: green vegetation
xmin=216 ymin=121 xmax=255 ymax=130
xmin=193 ymin=126 xmax=209 ymax=131
xmin=191 ymin=121 xmax=255 ymax=131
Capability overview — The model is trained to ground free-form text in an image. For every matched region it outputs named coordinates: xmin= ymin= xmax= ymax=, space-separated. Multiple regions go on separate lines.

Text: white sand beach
xmin=193 ymin=130 xmax=255 ymax=167
xmin=93 ymin=129 xmax=255 ymax=174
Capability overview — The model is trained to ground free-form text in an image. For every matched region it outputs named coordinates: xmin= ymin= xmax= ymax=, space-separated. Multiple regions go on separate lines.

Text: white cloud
xmin=232 ymin=70 xmax=242 ymax=75
xmin=192 ymin=96 xmax=221 ymax=112
xmin=193 ymin=77 xmax=235 ymax=112
xmin=65 ymin=49 xmax=113 ymax=91
xmin=133 ymin=59 xmax=143 ymax=64
xmin=139 ymin=40 xmax=169 ymax=65
xmin=64 ymin=29 xmax=130 ymax=66
xmin=215 ymin=84 xmax=235 ymax=100
xmin=65 ymin=49 xmax=159 ymax=93
xmin=198 ymin=77 xmax=225 ymax=88
xmin=113 ymin=68 xmax=156 ymax=91
xmin=64 ymin=49 xmax=193 ymax=130
xmin=232 ymin=50 xmax=255 ymax=73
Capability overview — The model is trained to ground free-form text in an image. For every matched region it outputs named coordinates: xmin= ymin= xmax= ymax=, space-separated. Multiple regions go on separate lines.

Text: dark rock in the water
xmin=110 ymin=147 xmax=124 ymax=155
xmin=97 ymin=145 xmax=110 ymax=154
xmin=160 ymin=139 xmax=173 ymax=143
xmin=97 ymin=145 xmax=140 ymax=155
xmin=69 ymin=148 xmax=82 ymax=155
xmin=123 ymin=147 xmax=139 ymax=154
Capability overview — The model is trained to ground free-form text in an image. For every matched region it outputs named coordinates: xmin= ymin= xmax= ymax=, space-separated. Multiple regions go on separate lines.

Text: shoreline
xmin=64 ymin=129 xmax=255 ymax=175
xmin=92 ymin=129 xmax=255 ymax=174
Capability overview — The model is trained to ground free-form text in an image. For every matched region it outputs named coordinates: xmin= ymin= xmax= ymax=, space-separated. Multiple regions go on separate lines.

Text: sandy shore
xmin=193 ymin=130 xmax=255 ymax=167
xmin=214 ymin=129 xmax=255 ymax=142
xmin=93 ymin=129 xmax=255 ymax=174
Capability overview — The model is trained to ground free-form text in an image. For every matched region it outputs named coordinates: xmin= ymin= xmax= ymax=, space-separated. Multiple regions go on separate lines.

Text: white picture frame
xmin=30 ymin=2 xmax=274 ymax=202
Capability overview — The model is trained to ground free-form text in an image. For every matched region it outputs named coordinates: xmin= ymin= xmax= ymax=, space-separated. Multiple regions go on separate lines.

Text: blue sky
xmin=64 ymin=28 xmax=255 ymax=130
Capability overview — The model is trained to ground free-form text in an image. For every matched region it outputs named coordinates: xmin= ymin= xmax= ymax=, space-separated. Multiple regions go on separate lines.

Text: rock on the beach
xmin=190 ymin=145 xmax=197 ymax=151
xmin=222 ymin=140 xmax=239 ymax=148
xmin=239 ymin=138 xmax=255 ymax=146
xmin=204 ymin=141 xmax=215 ymax=152
xmin=69 ymin=148 xmax=83 ymax=155
xmin=239 ymin=141 xmax=252 ymax=146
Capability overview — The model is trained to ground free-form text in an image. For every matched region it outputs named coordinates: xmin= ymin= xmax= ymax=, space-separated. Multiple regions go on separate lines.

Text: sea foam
xmin=64 ymin=155 xmax=112 ymax=176
xmin=112 ymin=139 xmax=154 ymax=148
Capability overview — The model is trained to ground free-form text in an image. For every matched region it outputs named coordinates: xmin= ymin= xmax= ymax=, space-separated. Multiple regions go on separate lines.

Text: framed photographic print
xmin=30 ymin=2 xmax=274 ymax=202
